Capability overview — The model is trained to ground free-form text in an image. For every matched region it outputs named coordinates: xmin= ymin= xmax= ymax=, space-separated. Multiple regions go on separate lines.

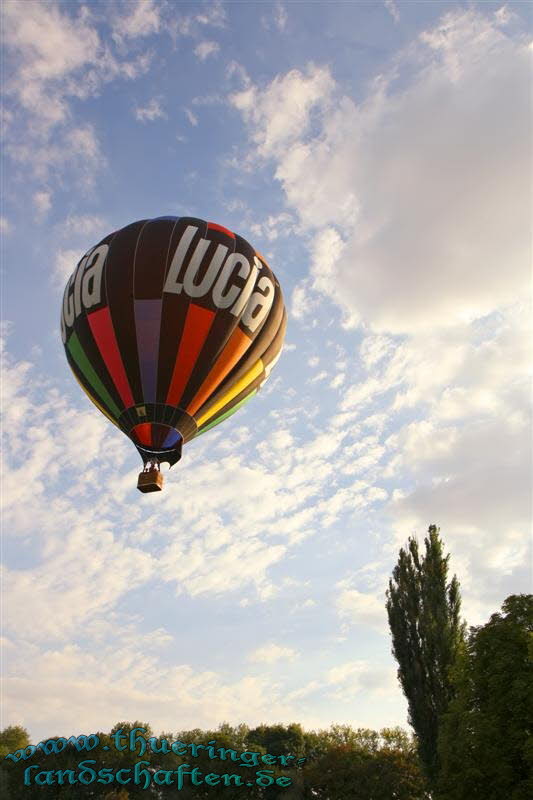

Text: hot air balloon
xmin=61 ymin=216 xmax=286 ymax=492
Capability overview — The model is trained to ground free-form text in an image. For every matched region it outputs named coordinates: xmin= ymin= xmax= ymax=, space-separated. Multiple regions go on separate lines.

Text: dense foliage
xmin=437 ymin=594 xmax=533 ymax=800
xmin=0 ymin=721 xmax=427 ymax=799
xmin=386 ymin=524 xmax=465 ymax=786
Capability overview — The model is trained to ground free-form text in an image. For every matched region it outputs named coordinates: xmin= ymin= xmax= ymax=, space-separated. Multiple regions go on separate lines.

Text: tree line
xmin=386 ymin=525 xmax=532 ymax=799
xmin=2 ymin=525 xmax=531 ymax=798
xmin=0 ymin=720 xmax=427 ymax=798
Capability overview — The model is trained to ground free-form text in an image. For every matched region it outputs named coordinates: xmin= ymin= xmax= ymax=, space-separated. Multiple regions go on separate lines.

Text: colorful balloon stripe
xmin=72 ymin=371 xmax=120 ymax=429
xmin=166 ymin=303 xmax=215 ymax=405
xmin=67 ymin=331 xmax=121 ymax=419
xmin=200 ymin=361 xmax=272 ymax=432
xmin=196 ymin=359 xmax=264 ymax=428
xmin=162 ymin=428 xmax=181 ymax=448
xmin=104 ymin=221 xmax=146 ymax=404
xmin=87 ymin=307 xmax=134 ymax=408
xmin=134 ymin=299 xmax=163 ymax=404
xmin=187 ymin=326 xmax=252 ymax=416
xmin=207 ymin=222 xmax=235 ymax=238
xmin=132 ymin=422 xmax=152 ymax=446
xmin=201 ymin=303 xmax=286 ymax=419
xmin=195 ymin=390 xmax=257 ymax=436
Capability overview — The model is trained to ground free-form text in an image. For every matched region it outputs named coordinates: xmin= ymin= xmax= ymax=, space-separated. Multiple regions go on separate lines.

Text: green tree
xmin=438 ymin=594 xmax=533 ymax=800
xmin=386 ymin=524 xmax=465 ymax=787
xmin=248 ymin=723 xmax=305 ymax=759
xmin=168 ymin=723 xmax=267 ymax=799
xmin=0 ymin=722 xmax=160 ymax=799
xmin=302 ymin=726 xmax=428 ymax=799
xmin=0 ymin=720 xmax=429 ymax=799
xmin=0 ymin=727 xmax=30 ymax=759
xmin=0 ymin=726 xmax=30 ymax=800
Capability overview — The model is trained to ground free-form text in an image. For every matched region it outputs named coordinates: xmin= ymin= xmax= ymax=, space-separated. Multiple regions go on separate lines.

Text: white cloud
xmin=3 ymin=337 xmax=384 ymax=731
xmin=184 ymin=108 xmax=199 ymax=126
xmin=3 ymin=636 xmax=283 ymax=743
xmin=286 ymin=680 xmax=321 ymax=702
xmin=2 ymin=1 xmax=99 ymax=126
xmin=387 ymin=399 xmax=531 ymax=621
xmin=195 ymin=0 xmax=227 ymax=29
xmin=192 ymin=93 xmax=223 ymax=106
xmin=226 ymin=60 xmax=251 ymax=90
xmin=0 ymin=216 xmax=12 ymax=235
xmin=292 ymin=598 xmax=317 ymax=612
xmin=175 ymin=0 xmax=227 ymax=37
xmin=384 ymin=0 xmax=400 ymax=24
xmin=230 ymin=64 xmax=335 ymax=159
xmin=3 ymin=1 xmax=147 ymax=126
xmin=248 ymin=643 xmax=298 ymax=664
xmin=112 ymin=0 xmax=161 ymax=42
xmin=1 ymin=327 xmax=382 ymax=638
xmin=309 ymin=370 xmax=328 ymax=383
xmin=336 ymin=587 xmax=388 ymax=633
xmin=60 ymin=214 xmax=107 ymax=239
xmin=4 ymin=626 xmax=404 ymax=743
xmin=8 ymin=122 xmax=105 ymax=188
xmin=291 ymin=283 xmax=316 ymax=320
xmin=134 ymin=97 xmax=166 ymax=122
xmin=270 ymin=429 xmax=294 ymax=451
xmin=2 ymin=1 xmax=150 ymax=190
xmin=261 ymin=3 xmax=288 ymax=33
xmin=51 ymin=217 xmax=109 ymax=288
xmin=249 ymin=212 xmax=296 ymax=242
xmin=330 ymin=304 xmax=531 ymax=622
xmin=194 ymin=40 xmax=220 ymax=61
xmin=3 ymin=526 xmax=154 ymax=640
xmin=5 ymin=0 xmax=532 ymax=700
xmin=33 ymin=190 xmax=52 ymax=218
xmin=67 ymin=124 xmax=100 ymax=161
xmin=233 ymin=9 xmax=530 ymax=334
xmin=274 ymin=2 xmax=288 ymax=32
xmin=1 ymin=339 xmax=294 ymax=637
xmin=360 ymin=334 xmax=395 ymax=369
xmin=53 ymin=248 xmax=82 ymax=286
xmin=327 ymin=660 xmax=396 ymax=697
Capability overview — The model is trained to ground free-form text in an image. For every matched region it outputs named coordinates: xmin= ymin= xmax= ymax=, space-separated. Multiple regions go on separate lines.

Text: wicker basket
xmin=137 ymin=469 xmax=164 ymax=493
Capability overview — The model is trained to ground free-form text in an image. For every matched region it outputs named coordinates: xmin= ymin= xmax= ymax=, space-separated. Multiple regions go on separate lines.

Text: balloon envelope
xmin=61 ymin=216 xmax=286 ymax=468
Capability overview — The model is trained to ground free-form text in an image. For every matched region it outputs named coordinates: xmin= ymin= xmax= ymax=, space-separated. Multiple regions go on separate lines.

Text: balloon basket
xmin=137 ymin=468 xmax=164 ymax=493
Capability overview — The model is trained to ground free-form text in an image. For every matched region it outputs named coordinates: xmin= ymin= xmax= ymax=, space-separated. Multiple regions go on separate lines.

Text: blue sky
xmin=1 ymin=0 xmax=531 ymax=743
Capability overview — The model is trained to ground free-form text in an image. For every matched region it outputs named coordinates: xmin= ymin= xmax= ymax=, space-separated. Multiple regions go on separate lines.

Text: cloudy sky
xmin=1 ymin=0 xmax=531 ymax=744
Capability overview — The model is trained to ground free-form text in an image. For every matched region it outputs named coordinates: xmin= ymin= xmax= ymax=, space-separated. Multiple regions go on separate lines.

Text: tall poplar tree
xmin=386 ymin=524 xmax=465 ymax=788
